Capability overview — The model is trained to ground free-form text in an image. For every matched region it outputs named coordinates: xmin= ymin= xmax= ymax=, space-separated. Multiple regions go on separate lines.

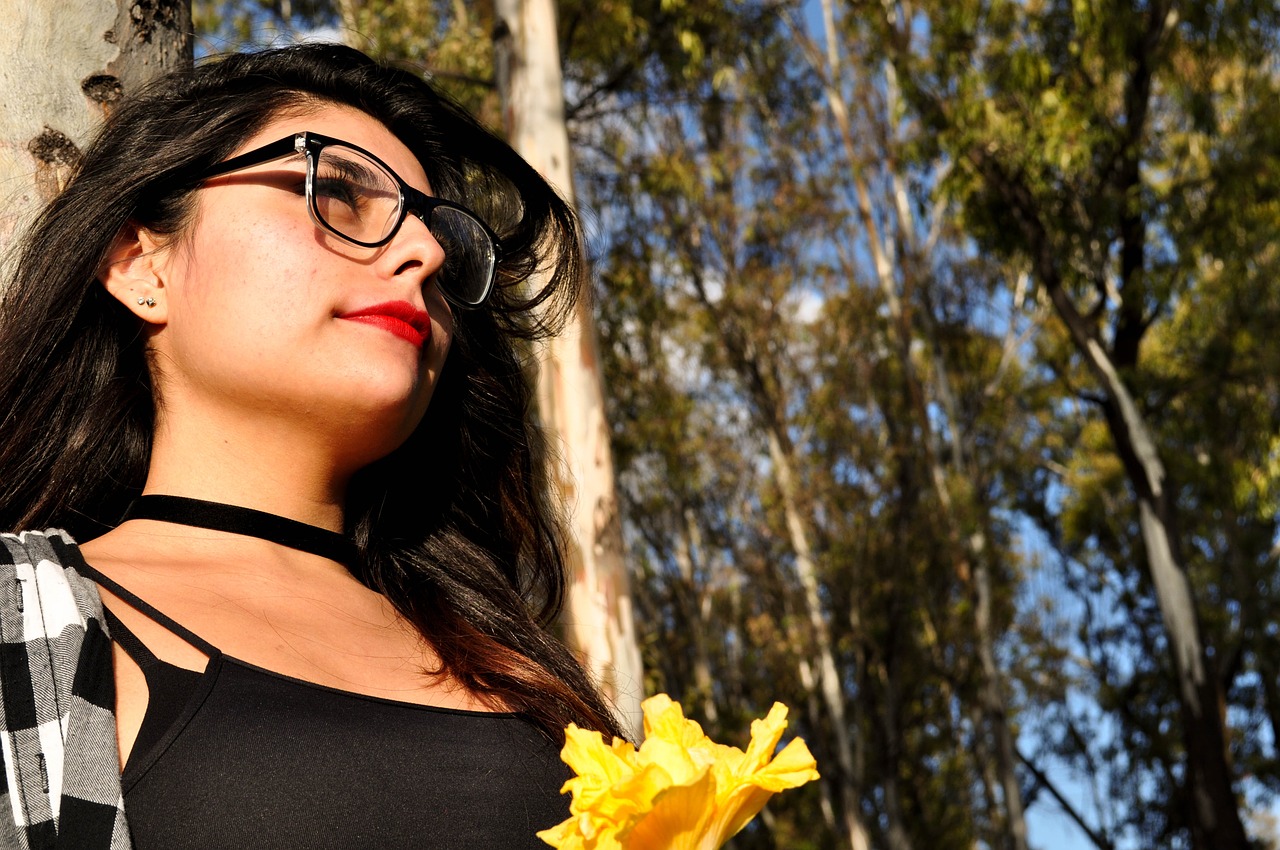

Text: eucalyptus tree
xmin=1 ymin=0 xmax=191 ymax=260
xmin=569 ymin=2 xmax=1047 ymax=848
xmin=850 ymin=1 xmax=1280 ymax=847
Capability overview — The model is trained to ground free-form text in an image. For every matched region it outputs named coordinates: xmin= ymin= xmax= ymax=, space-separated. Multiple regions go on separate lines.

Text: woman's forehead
xmin=239 ymin=105 xmax=431 ymax=194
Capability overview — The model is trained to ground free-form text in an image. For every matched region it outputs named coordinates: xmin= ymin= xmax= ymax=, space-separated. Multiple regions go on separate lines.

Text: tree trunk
xmin=0 ymin=0 xmax=192 ymax=261
xmin=874 ymin=654 xmax=915 ymax=850
xmin=492 ymin=0 xmax=645 ymax=740
xmin=674 ymin=508 xmax=718 ymax=725
xmin=1020 ymin=220 xmax=1250 ymax=850
xmin=803 ymin=4 xmax=1032 ymax=846
xmin=766 ymin=425 xmax=872 ymax=850
xmin=693 ymin=275 xmax=869 ymax=847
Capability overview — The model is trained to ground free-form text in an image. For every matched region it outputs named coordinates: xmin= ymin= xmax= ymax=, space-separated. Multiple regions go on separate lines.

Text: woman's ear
xmin=100 ymin=222 xmax=170 ymax=324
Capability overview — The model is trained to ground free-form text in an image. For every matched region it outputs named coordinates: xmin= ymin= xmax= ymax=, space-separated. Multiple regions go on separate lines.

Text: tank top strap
xmin=77 ymin=561 xmax=221 ymax=657
xmin=101 ymin=605 xmax=163 ymax=670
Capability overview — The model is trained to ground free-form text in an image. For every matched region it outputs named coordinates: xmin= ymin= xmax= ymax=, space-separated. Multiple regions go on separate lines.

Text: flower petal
xmin=623 ymin=766 xmax=717 ymax=850
xmin=546 ymin=698 xmax=820 ymax=850
xmin=740 ymin=703 xmax=791 ymax=773
xmin=536 ymin=817 xmax=584 ymax=849
xmin=707 ymin=704 xmax=822 ymax=844
xmin=750 ymin=737 xmax=821 ymax=792
xmin=642 ymin=694 xmax=712 ymax=751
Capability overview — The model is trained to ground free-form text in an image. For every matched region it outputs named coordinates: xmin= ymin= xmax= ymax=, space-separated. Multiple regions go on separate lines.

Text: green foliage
xmin=575 ymin=2 xmax=1043 ymax=845
xmin=858 ymin=0 xmax=1280 ymax=845
xmin=192 ymin=2 xmax=1280 ymax=846
xmin=193 ymin=0 xmax=498 ymax=117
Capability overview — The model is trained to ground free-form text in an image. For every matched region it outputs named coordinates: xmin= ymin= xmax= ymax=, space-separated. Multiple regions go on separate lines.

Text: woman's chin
xmin=327 ymin=398 xmax=430 ymax=470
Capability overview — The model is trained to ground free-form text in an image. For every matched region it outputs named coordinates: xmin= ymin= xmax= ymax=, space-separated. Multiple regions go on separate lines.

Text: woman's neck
xmin=142 ymin=414 xmax=350 ymax=534
xmin=122 ymin=495 xmax=359 ymax=565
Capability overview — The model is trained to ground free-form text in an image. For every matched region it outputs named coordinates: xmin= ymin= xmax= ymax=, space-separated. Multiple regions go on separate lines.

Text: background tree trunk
xmin=178 ymin=2 xmax=1280 ymax=843
xmin=492 ymin=0 xmax=644 ymax=739
xmin=0 ymin=0 xmax=192 ymax=261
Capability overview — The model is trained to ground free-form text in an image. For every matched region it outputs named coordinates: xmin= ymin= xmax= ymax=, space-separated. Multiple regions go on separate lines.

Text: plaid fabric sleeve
xmin=0 ymin=530 xmax=131 ymax=850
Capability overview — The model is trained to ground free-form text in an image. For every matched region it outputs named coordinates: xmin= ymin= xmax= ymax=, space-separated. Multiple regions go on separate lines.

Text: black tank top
xmin=83 ymin=565 xmax=573 ymax=849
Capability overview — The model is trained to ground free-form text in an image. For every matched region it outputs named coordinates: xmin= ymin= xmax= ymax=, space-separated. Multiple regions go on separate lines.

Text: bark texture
xmin=492 ymin=0 xmax=645 ymax=738
xmin=0 ymin=0 xmax=192 ymax=261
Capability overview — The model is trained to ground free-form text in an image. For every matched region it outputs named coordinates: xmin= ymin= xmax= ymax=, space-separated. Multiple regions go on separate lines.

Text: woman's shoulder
xmin=0 ymin=530 xmax=127 ymax=850
xmin=0 ymin=526 xmax=78 ymax=563
xmin=0 ymin=528 xmax=104 ymax=627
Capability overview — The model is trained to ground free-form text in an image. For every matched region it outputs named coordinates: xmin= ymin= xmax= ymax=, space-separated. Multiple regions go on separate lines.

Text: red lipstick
xmin=338 ymin=301 xmax=431 ymax=348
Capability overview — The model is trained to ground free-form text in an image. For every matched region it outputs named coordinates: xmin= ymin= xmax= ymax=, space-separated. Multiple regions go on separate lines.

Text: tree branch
xmin=1016 ymin=747 xmax=1116 ymax=850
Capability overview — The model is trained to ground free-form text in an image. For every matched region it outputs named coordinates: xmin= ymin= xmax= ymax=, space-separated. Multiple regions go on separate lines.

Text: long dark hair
xmin=0 ymin=43 xmax=624 ymax=742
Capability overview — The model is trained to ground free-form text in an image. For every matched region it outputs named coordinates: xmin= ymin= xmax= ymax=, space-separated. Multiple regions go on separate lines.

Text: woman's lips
xmin=338 ymin=301 xmax=431 ymax=348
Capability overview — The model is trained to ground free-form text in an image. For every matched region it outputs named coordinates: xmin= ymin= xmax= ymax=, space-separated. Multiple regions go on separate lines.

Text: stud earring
xmin=136 ymin=297 xmax=156 ymax=307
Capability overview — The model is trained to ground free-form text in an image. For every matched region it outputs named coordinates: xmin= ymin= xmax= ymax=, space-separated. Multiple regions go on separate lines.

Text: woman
xmin=0 ymin=43 xmax=622 ymax=849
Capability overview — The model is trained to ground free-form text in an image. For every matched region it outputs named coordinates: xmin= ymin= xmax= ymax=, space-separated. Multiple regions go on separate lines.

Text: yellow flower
xmin=538 ymin=695 xmax=820 ymax=850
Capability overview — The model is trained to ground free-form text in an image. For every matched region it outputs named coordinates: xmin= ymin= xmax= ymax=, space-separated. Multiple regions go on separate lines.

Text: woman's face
xmin=133 ymin=105 xmax=455 ymax=471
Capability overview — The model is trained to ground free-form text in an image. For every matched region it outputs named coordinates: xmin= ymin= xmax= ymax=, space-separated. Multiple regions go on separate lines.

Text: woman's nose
xmin=384 ymin=210 xmax=447 ymax=284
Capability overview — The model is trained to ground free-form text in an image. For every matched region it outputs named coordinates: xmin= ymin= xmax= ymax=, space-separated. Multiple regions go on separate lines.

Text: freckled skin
xmin=85 ymin=106 xmax=493 ymax=771
xmin=147 ymin=106 xmax=454 ymax=476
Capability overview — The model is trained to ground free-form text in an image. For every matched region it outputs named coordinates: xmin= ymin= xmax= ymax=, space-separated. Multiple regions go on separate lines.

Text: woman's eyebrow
xmin=320 ymin=155 xmax=383 ymax=188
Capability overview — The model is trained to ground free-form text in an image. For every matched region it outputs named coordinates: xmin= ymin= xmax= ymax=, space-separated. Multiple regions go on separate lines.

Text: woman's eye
xmin=313 ymin=177 xmax=362 ymax=208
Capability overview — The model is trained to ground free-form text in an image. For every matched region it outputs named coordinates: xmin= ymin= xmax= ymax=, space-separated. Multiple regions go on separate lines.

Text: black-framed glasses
xmin=198 ymin=131 xmax=499 ymax=307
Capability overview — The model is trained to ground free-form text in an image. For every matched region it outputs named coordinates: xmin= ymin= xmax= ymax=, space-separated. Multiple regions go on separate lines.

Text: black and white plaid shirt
xmin=0 ymin=529 xmax=131 ymax=849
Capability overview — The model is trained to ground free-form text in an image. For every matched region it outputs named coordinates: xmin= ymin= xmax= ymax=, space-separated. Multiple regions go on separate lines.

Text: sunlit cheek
xmin=427 ymin=324 xmax=452 ymax=378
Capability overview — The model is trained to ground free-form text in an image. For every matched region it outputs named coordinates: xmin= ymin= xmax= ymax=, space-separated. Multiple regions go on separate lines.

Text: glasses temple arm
xmin=197 ymin=135 xmax=305 ymax=181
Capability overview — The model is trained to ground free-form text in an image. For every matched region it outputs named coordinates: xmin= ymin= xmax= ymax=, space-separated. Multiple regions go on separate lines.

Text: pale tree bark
xmin=673 ymin=507 xmax=718 ymax=725
xmin=764 ymin=426 xmax=872 ymax=850
xmin=677 ymin=220 xmax=871 ymax=847
xmin=334 ymin=0 xmax=362 ymax=45
xmin=491 ymin=0 xmax=644 ymax=739
xmin=0 ymin=0 xmax=192 ymax=262
xmin=1033 ymin=250 xmax=1248 ymax=850
xmin=868 ymin=0 xmax=1249 ymax=840
xmin=795 ymin=3 xmax=1032 ymax=847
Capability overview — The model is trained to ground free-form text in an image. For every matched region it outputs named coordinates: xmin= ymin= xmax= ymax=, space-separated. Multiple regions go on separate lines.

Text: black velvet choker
xmin=121 ymin=495 xmax=359 ymax=566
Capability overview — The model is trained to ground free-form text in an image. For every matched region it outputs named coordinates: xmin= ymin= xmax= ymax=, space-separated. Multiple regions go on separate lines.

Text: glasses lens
xmin=429 ymin=205 xmax=496 ymax=306
xmin=312 ymin=146 xmax=401 ymax=244
xmin=313 ymin=142 xmax=496 ymax=306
